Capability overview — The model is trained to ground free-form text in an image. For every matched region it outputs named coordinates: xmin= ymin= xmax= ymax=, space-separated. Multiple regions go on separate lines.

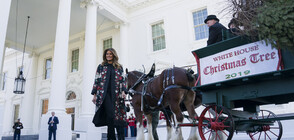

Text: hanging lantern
xmin=13 ymin=71 xmax=26 ymax=94
xmin=13 ymin=16 xmax=30 ymax=94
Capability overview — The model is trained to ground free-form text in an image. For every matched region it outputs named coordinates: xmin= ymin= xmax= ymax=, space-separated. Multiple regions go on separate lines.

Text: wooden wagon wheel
xmin=198 ymin=105 xmax=234 ymax=140
xmin=248 ymin=110 xmax=283 ymax=140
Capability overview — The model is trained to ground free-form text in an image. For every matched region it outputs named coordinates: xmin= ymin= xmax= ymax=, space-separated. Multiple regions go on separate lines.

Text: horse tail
xmin=186 ymin=68 xmax=195 ymax=82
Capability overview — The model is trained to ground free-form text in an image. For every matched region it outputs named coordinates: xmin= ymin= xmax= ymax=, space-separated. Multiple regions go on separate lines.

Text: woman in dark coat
xmin=92 ymin=48 xmax=127 ymax=140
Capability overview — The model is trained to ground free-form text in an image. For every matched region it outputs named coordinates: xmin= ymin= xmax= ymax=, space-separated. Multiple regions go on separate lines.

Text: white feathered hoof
xmin=147 ymin=123 xmax=154 ymax=140
xmin=136 ymin=125 xmax=145 ymax=140
xmin=166 ymin=126 xmax=172 ymax=140
xmin=171 ymin=128 xmax=183 ymax=140
xmin=187 ymin=126 xmax=200 ymax=140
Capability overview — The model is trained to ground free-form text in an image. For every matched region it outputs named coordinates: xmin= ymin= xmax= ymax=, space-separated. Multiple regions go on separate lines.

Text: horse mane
xmin=129 ymin=71 xmax=144 ymax=77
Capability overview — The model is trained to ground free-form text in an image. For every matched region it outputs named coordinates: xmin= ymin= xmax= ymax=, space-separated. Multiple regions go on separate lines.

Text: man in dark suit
xmin=204 ymin=15 xmax=227 ymax=45
xmin=48 ymin=112 xmax=59 ymax=140
xmin=12 ymin=118 xmax=23 ymax=140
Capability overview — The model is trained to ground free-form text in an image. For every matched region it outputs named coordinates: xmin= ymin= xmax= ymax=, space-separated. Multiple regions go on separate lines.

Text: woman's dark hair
xmin=228 ymin=18 xmax=238 ymax=28
xmin=102 ymin=48 xmax=121 ymax=69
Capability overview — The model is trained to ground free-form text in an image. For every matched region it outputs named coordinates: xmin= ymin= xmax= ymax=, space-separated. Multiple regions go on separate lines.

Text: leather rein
xmin=126 ymin=69 xmax=192 ymax=109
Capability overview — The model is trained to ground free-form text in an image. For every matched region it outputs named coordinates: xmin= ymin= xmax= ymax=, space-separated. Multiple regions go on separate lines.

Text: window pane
xmin=203 ymin=9 xmax=207 ymax=16
xmin=152 ymin=22 xmax=166 ymax=51
xmin=42 ymin=99 xmax=48 ymax=115
xmin=200 ymin=32 xmax=205 ymax=39
xmin=1 ymin=72 xmax=6 ymax=90
xmin=103 ymin=38 xmax=112 ymax=50
xmin=193 ymin=9 xmax=209 ymax=40
xmin=71 ymin=49 xmax=79 ymax=72
xmin=66 ymin=92 xmax=77 ymax=100
xmin=45 ymin=58 xmax=52 ymax=79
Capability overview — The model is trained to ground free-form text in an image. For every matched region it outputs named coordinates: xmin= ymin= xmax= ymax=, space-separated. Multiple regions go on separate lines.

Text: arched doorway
xmin=65 ymin=91 xmax=77 ymax=131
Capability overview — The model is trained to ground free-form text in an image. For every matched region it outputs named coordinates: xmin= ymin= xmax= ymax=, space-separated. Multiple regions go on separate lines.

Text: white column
xmin=0 ymin=0 xmax=11 ymax=86
xmin=0 ymin=103 xmax=4 ymax=138
xmin=39 ymin=0 xmax=72 ymax=140
xmin=75 ymin=1 xmax=101 ymax=139
xmin=0 ymin=0 xmax=11 ymax=136
xmin=119 ymin=23 xmax=129 ymax=68
xmin=81 ymin=0 xmax=98 ymax=117
xmin=47 ymin=0 xmax=72 ymax=111
xmin=1 ymin=99 xmax=12 ymax=136
xmin=19 ymin=53 xmax=38 ymax=135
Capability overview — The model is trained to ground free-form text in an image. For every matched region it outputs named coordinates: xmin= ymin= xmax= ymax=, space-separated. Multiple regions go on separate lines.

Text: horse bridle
xmin=125 ymin=72 xmax=146 ymax=96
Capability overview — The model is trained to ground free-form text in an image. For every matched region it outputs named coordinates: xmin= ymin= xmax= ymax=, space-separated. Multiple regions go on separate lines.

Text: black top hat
xmin=204 ymin=15 xmax=219 ymax=23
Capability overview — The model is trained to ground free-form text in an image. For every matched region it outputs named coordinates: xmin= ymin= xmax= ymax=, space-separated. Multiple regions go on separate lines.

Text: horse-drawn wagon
xmin=126 ymin=33 xmax=294 ymax=140
xmin=191 ymin=35 xmax=294 ymax=140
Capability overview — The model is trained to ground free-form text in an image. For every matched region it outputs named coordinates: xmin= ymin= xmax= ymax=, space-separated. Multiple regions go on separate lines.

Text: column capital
xmin=79 ymin=34 xmax=85 ymax=41
xmin=114 ymin=22 xmax=129 ymax=29
xmin=28 ymin=52 xmax=40 ymax=58
xmin=80 ymin=0 xmax=100 ymax=8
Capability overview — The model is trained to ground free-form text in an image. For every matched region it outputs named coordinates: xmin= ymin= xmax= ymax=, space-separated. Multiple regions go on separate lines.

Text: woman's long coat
xmin=91 ymin=63 xmax=127 ymax=127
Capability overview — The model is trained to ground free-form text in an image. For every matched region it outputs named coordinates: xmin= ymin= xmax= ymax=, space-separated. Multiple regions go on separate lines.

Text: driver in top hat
xmin=204 ymin=15 xmax=227 ymax=45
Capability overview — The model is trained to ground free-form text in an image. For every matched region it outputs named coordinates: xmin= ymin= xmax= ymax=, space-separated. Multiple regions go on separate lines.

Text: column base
xmin=0 ymin=124 xmax=3 ymax=138
xmin=75 ymin=116 xmax=101 ymax=140
xmin=21 ymin=127 xmax=33 ymax=135
xmin=39 ymin=112 xmax=72 ymax=140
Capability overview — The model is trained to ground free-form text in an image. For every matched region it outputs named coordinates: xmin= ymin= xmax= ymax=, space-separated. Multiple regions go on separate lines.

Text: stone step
xmin=101 ymin=133 xmax=136 ymax=140
xmin=101 ymin=138 xmax=136 ymax=140
xmin=1 ymin=135 xmax=38 ymax=140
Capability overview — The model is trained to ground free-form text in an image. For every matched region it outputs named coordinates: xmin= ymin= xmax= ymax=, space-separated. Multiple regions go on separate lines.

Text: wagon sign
xmin=199 ymin=41 xmax=280 ymax=85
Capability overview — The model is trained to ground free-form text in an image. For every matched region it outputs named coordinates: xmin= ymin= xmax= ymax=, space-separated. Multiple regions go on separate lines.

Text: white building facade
xmin=1 ymin=0 xmax=293 ymax=139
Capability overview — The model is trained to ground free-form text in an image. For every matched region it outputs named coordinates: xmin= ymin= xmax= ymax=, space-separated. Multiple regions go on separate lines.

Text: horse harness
xmin=128 ymin=67 xmax=192 ymax=113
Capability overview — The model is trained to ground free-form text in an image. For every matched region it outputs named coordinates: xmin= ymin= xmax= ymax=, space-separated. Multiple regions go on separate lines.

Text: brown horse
xmin=127 ymin=66 xmax=200 ymax=140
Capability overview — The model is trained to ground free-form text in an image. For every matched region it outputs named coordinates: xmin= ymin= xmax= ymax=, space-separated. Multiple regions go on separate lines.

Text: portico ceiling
xmin=5 ymin=0 xmax=111 ymax=51
xmin=111 ymin=0 xmax=162 ymax=9
xmin=5 ymin=0 xmax=161 ymax=51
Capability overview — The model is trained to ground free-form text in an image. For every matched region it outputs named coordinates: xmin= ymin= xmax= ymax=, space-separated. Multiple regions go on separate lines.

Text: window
xmin=13 ymin=104 xmax=20 ymax=123
xmin=103 ymin=38 xmax=112 ymax=50
xmin=41 ymin=99 xmax=48 ymax=115
xmin=152 ymin=22 xmax=166 ymax=51
xmin=192 ymin=9 xmax=209 ymax=40
xmin=1 ymin=72 xmax=7 ymax=90
xmin=66 ymin=92 xmax=76 ymax=100
xmin=45 ymin=58 xmax=52 ymax=79
xmin=71 ymin=49 xmax=79 ymax=72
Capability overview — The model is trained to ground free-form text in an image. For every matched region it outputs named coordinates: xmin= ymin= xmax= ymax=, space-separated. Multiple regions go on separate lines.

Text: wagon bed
xmin=190 ymin=36 xmax=294 ymax=140
xmin=192 ymin=36 xmax=294 ymax=110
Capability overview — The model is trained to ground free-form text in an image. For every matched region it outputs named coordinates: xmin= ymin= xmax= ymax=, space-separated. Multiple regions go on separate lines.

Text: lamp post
xmin=13 ymin=16 xmax=30 ymax=94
